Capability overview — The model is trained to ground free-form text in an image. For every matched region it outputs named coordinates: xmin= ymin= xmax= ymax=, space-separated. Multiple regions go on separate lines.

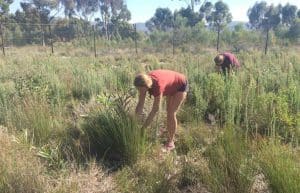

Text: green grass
xmin=203 ymin=128 xmax=256 ymax=193
xmin=81 ymin=100 xmax=147 ymax=165
xmin=258 ymin=141 xmax=300 ymax=193
xmin=0 ymin=46 xmax=299 ymax=192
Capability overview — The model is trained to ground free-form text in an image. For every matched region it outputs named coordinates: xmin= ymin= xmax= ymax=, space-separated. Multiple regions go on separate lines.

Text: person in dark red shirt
xmin=134 ymin=69 xmax=188 ymax=152
xmin=214 ymin=52 xmax=240 ymax=74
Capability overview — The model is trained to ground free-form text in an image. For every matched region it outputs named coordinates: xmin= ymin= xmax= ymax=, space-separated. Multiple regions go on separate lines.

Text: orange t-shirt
xmin=148 ymin=69 xmax=187 ymax=97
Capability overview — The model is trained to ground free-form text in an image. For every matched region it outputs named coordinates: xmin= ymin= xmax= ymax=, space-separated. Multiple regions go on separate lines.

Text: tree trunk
xmin=0 ymin=23 xmax=5 ymax=56
xmin=264 ymin=29 xmax=269 ymax=55
xmin=217 ymin=25 xmax=220 ymax=51
xmin=105 ymin=13 xmax=109 ymax=40
xmin=41 ymin=24 xmax=45 ymax=47
xmin=191 ymin=0 xmax=194 ymax=12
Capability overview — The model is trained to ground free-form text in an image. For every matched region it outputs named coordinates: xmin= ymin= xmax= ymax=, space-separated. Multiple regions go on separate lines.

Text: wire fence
xmin=0 ymin=21 xmax=297 ymax=57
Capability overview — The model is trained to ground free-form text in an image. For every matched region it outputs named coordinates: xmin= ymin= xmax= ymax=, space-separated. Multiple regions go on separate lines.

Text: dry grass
xmin=0 ymin=126 xmax=46 ymax=193
xmin=0 ymin=127 xmax=117 ymax=193
xmin=46 ymin=162 xmax=117 ymax=193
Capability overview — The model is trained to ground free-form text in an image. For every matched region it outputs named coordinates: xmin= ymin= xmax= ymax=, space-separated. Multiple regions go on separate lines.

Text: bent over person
xmin=214 ymin=52 xmax=240 ymax=74
xmin=134 ymin=69 xmax=188 ymax=151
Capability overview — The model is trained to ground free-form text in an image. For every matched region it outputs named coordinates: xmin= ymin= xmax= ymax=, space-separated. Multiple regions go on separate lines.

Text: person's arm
xmin=233 ymin=56 xmax=240 ymax=68
xmin=135 ymin=87 xmax=147 ymax=117
xmin=215 ymin=65 xmax=222 ymax=73
xmin=142 ymin=95 xmax=161 ymax=129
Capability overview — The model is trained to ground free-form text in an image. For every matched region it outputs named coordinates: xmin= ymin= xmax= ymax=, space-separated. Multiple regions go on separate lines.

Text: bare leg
xmin=166 ymin=91 xmax=186 ymax=150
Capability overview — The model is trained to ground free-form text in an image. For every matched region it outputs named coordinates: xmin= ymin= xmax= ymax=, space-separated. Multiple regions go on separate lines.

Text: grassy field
xmin=0 ymin=46 xmax=299 ymax=193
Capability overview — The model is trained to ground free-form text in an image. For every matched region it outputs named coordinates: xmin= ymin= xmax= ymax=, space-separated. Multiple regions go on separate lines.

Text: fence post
xmin=48 ymin=25 xmax=54 ymax=54
xmin=93 ymin=25 xmax=97 ymax=57
xmin=0 ymin=23 xmax=5 ymax=56
xmin=134 ymin=24 xmax=138 ymax=55
xmin=172 ymin=26 xmax=175 ymax=56
xmin=172 ymin=16 xmax=176 ymax=56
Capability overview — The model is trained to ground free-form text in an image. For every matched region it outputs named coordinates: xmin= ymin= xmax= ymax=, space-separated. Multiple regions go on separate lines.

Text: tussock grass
xmin=203 ymin=128 xmax=256 ymax=193
xmin=116 ymin=154 xmax=179 ymax=193
xmin=258 ymin=141 xmax=300 ymax=193
xmin=81 ymin=104 xmax=147 ymax=165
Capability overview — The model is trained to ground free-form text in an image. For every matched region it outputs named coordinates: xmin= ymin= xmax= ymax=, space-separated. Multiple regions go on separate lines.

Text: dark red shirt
xmin=222 ymin=52 xmax=240 ymax=68
xmin=148 ymin=70 xmax=187 ymax=97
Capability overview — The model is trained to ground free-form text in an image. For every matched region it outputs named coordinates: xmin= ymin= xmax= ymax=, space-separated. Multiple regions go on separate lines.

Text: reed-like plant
xmin=203 ymin=128 xmax=256 ymax=193
xmin=258 ymin=141 xmax=300 ymax=193
xmin=81 ymin=96 xmax=147 ymax=165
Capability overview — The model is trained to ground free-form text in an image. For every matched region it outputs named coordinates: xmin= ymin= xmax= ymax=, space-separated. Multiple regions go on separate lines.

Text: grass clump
xmin=179 ymin=149 xmax=210 ymax=189
xmin=116 ymin=155 xmax=178 ymax=193
xmin=258 ymin=141 xmax=300 ymax=193
xmin=203 ymin=128 xmax=256 ymax=193
xmin=81 ymin=100 xmax=147 ymax=165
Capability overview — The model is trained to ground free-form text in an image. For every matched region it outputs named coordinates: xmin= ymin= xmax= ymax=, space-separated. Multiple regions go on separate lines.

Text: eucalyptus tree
xmin=175 ymin=6 xmax=201 ymax=27
xmin=172 ymin=0 xmax=201 ymax=12
xmin=199 ymin=1 xmax=213 ymax=21
xmin=281 ymin=3 xmax=298 ymax=26
xmin=206 ymin=1 xmax=232 ymax=51
xmin=59 ymin=0 xmax=76 ymax=18
xmin=0 ymin=0 xmax=13 ymax=21
xmin=248 ymin=1 xmax=281 ymax=54
xmin=146 ymin=8 xmax=173 ymax=32
xmin=0 ymin=0 xmax=12 ymax=54
xmin=108 ymin=3 xmax=132 ymax=40
xmin=287 ymin=19 xmax=300 ymax=41
xmin=79 ymin=0 xmax=128 ymax=40
xmin=24 ymin=0 xmax=59 ymax=45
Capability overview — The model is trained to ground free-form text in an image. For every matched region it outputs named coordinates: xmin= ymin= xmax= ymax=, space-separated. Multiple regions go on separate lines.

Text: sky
xmin=10 ymin=0 xmax=300 ymax=23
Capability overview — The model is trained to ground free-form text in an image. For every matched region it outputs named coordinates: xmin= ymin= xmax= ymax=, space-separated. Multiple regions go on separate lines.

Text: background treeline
xmin=0 ymin=0 xmax=300 ymax=53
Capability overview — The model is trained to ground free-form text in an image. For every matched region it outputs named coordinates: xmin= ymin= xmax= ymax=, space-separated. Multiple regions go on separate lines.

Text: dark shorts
xmin=178 ymin=80 xmax=189 ymax=92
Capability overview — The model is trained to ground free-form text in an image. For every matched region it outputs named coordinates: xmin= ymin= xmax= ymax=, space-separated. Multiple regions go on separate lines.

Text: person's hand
xmin=215 ymin=65 xmax=222 ymax=73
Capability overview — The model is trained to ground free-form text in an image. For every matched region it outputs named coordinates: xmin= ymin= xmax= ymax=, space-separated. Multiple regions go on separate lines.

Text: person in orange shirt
xmin=134 ymin=69 xmax=188 ymax=151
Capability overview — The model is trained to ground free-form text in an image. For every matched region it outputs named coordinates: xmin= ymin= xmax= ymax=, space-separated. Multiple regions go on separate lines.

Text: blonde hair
xmin=214 ymin=54 xmax=224 ymax=65
xmin=134 ymin=73 xmax=153 ymax=88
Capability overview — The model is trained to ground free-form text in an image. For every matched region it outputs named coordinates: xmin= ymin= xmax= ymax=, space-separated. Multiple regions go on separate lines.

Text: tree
xmin=16 ymin=3 xmax=42 ymax=44
xmin=0 ymin=0 xmax=13 ymax=52
xmin=206 ymin=1 xmax=232 ymax=51
xmin=287 ymin=19 xmax=300 ymax=41
xmin=77 ymin=0 xmax=129 ymax=40
xmin=0 ymin=0 xmax=13 ymax=20
xmin=59 ymin=0 xmax=76 ymax=18
xmin=248 ymin=1 xmax=281 ymax=54
xmin=146 ymin=8 xmax=173 ymax=32
xmin=175 ymin=6 xmax=201 ymax=27
xmin=22 ymin=0 xmax=59 ymax=46
xmin=109 ymin=3 xmax=132 ymax=40
xmin=281 ymin=3 xmax=297 ymax=26
xmin=298 ymin=10 xmax=300 ymax=18
xmin=199 ymin=1 xmax=213 ymax=21
xmin=248 ymin=1 xmax=267 ymax=30
xmin=172 ymin=0 xmax=201 ymax=12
